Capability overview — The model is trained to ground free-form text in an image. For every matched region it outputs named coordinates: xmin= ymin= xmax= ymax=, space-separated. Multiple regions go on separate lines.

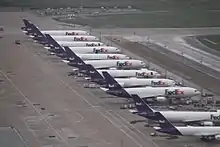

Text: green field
xmin=1 ymin=0 xmax=220 ymax=28
xmin=197 ymin=35 xmax=220 ymax=52
xmin=61 ymin=10 xmax=220 ymax=28
xmin=0 ymin=0 xmax=220 ymax=10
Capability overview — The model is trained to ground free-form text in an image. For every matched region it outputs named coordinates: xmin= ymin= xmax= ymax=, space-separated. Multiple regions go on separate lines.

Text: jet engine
xmin=201 ymin=121 xmax=214 ymax=126
xmin=156 ymin=97 xmax=167 ymax=102
xmin=215 ymin=135 xmax=220 ymax=140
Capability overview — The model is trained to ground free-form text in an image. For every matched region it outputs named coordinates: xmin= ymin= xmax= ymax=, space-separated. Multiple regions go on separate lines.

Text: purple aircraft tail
xmin=22 ymin=19 xmax=33 ymax=34
xmin=131 ymin=94 xmax=154 ymax=113
xmin=22 ymin=19 xmax=32 ymax=28
xmin=45 ymin=34 xmax=64 ymax=53
xmin=85 ymin=64 xmax=104 ymax=79
xmin=154 ymin=112 xmax=182 ymax=136
xmin=102 ymin=71 xmax=122 ymax=90
xmin=30 ymin=25 xmax=46 ymax=42
xmin=63 ymin=46 xmax=86 ymax=68
xmin=83 ymin=64 xmax=106 ymax=85
xmin=102 ymin=71 xmax=131 ymax=98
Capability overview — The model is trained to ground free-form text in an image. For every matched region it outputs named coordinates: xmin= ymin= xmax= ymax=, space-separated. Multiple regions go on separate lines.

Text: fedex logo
xmin=86 ymin=43 xmax=101 ymax=46
xmin=165 ymin=89 xmax=184 ymax=96
xmin=116 ymin=61 xmax=132 ymax=67
xmin=210 ymin=114 xmax=220 ymax=120
xmin=73 ymin=37 xmax=88 ymax=41
xmin=93 ymin=48 xmax=107 ymax=53
xmin=151 ymin=81 xmax=165 ymax=86
xmin=136 ymin=72 xmax=148 ymax=77
xmin=107 ymin=55 xmax=119 ymax=59
xmin=66 ymin=32 xmax=79 ymax=35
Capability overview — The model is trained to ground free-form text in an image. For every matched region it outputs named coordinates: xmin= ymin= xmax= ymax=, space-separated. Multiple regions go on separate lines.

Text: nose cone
xmin=141 ymin=61 xmax=146 ymax=66
xmin=194 ymin=89 xmax=201 ymax=95
xmin=154 ymin=73 xmax=161 ymax=77
xmin=171 ymin=81 xmax=176 ymax=86
xmin=116 ymin=49 xmax=121 ymax=53
xmin=126 ymin=56 xmax=132 ymax=59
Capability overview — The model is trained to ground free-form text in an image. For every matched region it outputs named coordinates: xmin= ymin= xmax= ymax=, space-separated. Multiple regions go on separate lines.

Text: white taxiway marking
xmin=0 ymin=70 xmax=68 ymax=146
xmin=203 ymin=38 xmax=217 ymax=45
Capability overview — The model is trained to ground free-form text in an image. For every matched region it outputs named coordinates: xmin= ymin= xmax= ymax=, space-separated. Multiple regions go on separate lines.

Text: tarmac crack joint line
xmin=106 ymin=110 xmax=159 ymax=147
xmin=12 ymin=126 xmax=29 ymax=147
xmin=111 ymin=110 xmax=160 ymax=147
xmin=0 ymin=70 xmax=69 ymax=146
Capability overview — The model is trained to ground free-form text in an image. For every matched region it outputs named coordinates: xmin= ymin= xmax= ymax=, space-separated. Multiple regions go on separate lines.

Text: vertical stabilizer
xmin=131 ymin=94 xmax=154 ymax=113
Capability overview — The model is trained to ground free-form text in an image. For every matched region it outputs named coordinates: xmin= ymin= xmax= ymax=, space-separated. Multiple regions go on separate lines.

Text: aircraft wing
xmin=139 ymin=94 xmax=163 ymax=99
xmin=183 ymin=119 xmax=209 ymax=125
xmin=94 ymin=65 xmax=115 ymax=69
xmin=194 ymin=132 xmax=219 ymax=136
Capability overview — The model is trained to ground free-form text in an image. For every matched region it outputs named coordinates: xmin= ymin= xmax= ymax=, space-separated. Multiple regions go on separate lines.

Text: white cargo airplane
xmin=22 ymin=19 xmax=89 ymax=36
xmin=64 ymin=47 xmax=146 ymax=69
xmin=57 ymin=41 xmax=104 ymax=47
xmin=97 ymin=69 xmax=160 ymax=78
xmin=102 ymin=74 xmax=200 ymax=101
xmin=131 ymin=94 xmax=220 ymax=126
xmin=69 ymin=46 xmax=121 ymax=54
xmin=76 ymin=53 xmax=130 ymax=60
xmin=40 ymin=30 xmax=88 ymax=36
xmin=69 ymin=59 xmax=145 ymax=70
xmin=50 ymin=35 xmax=99 ymax=42
xmin=45 ymin=34 xmax=104 ymax=48
xmin=45 ymin=46 xmax=121 ymax=60
xmin=84 ymin=64 xmax=160 ymax=84
xmin=102 ymin=72 xmax=175 ymax=88
xmin=154 ymin=112 xmax=220 ymax=141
